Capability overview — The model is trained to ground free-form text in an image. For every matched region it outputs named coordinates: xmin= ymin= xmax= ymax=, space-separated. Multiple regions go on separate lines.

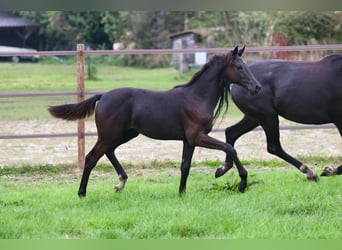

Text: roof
xmin=169 ymin=30 xmax=200 ymax=39
xmin=0 ymin=11 xmax=38 ymax=28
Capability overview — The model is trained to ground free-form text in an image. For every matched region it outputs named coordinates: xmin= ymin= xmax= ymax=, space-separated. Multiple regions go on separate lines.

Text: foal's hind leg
xmin=105 ymin=130 xmax=139 ymax=192
xmin=78 ymin=139 xmax=110 ymax=197
xmin=261 ymin=116 xmax=318 ymax=181
xmin=106 ymin=150 xmax=128 ymax=192
xmin=179 ymin=141 xmax=195 ymax=195
xmin=216 ymin=116 xmax=259 ymax=178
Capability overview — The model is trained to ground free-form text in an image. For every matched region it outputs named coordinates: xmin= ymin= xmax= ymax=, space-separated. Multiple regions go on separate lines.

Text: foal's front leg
xmin=216 ymin=116 xmax=259 ymax=178
xmin=193 ymin=133 xmax=248 ymax=192
xmin=179 ymin=141 xmax=195 ymax=195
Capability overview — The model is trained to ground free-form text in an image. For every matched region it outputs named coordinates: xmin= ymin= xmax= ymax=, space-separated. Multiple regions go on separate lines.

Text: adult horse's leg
xmin=179 ymin=141 xmax=195 ymax=195
xmin=260 ymin=115 xmax=318 ymax=181
xmin=321 ymin=123 xmax=342 ymax=176
xmin=216 ymin=116 xmax=259 ymax=178
xmin=78 ymin=139 xmax=110 ymax=197
xmin=192 ymin=133 xmax=248 ymax=192
xmin=335 ymin=123 xmax=342 ymax=174
xmin=105 ymin=129 xmax=139 ymax=191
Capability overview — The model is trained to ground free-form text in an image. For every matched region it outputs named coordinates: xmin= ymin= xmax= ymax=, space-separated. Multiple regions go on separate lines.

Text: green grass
xmin=0 ymin=62 xmax=242 ymax=120
xmin=1 ymin=62 xmax=341 ymax=239
xmin=0 ymin=159 xmax=341 ymax=239
xmin=0 ymin=62 xmax=182 ymax=121
xmin=0 ymin=62 xmax=185 ymax=92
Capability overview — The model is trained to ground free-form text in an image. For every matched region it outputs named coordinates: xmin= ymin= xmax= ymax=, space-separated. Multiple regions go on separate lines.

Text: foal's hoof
xmin=215 ymin=164 xmax=232 ymax=178
xmin=114 ymin=184 xmax=124 ymax=192
xmin=320 ymin=167 xmax=334 ymax=176
xmin=114 ymin=176 xmax=127 ymax=192
xmin=178 ymin=191 xmax=186 ymax=197
xmin=238 ymin=182 xmax=247 ymax=193
xmin=78 ymin=192 xmax=86 ymax=198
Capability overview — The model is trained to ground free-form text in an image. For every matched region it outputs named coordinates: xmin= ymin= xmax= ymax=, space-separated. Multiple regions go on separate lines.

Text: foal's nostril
xmin=255 ymin=84 xmax=261 ymax=93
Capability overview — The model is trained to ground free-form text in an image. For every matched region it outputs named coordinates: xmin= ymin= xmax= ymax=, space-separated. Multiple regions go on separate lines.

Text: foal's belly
xmin=132 ymin=115 xmax=185 ymax=141
xmin=137 ymin=126 xmax=185 ymax=141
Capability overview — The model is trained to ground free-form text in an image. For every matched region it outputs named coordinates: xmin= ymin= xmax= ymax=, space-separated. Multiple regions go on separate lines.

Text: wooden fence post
xmin=77 ymin=44 xmax=85 ymax=169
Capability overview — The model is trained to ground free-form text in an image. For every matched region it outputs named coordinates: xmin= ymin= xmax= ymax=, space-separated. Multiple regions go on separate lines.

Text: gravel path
xmin=0 ymin=118 xmax=340 ymax=167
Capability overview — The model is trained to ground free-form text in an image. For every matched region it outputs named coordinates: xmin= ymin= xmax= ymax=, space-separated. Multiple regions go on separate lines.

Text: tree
xmin=19 ymin=11 xmax=113 ymax=50
xmin=274 ymin=12 xmax=339 ymax=45
xmin=101 ymin=11 xmax=128 ymax=45
xmin=127 ymin=11 xmax=170 ymax=49
xmin=17 ymin=11 xmax=342 ymax=58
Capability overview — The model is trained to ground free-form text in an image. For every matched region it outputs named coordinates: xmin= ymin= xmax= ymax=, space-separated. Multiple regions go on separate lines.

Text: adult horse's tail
xmin=48 ymin=94 xmax=102 ymax=121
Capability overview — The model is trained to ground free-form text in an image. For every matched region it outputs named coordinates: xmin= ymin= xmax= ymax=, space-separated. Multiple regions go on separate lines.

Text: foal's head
xmin=222 ymin=46 xmax=261 ymax=95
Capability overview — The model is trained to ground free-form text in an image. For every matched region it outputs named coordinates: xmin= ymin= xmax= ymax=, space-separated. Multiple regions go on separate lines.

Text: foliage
xmin=209 ymin=172 xmax=264 ymax=192
xmin=101 ymin=11 xmax=129 ymax=44
xmin=17 ymin=11 xmax=114 ymax=50
xmin=128 ymin=11 xmax=169 ymax=50
xmin=86 ymin=56 xmax=99 ymax=81
xmin=274 ymin=12 xmax=339 ymax=45
xmin=16 ymin=11 xmax=342 ymax=68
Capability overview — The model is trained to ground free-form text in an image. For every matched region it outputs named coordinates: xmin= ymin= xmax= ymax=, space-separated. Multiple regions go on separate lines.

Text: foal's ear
xmin=238 ymin=45 xmax=245 ymax=56
xmin=232 ymin=46 xmax=239 ymax=56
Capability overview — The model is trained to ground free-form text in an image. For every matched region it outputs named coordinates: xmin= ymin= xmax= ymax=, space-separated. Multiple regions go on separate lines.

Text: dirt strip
xmin=0 ymin=118 xmax=340 ymax=167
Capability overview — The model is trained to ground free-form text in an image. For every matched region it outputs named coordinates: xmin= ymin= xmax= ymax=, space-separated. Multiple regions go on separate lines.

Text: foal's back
xmin=94 ymin=87 xmax=189 ymax=140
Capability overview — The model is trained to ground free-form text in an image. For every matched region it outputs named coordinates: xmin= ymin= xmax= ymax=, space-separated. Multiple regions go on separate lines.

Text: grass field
xmin=0 ymin=61 xmax=182 ymax=91
xmin=0 ymin=62 xmax=341 ymax=239
xmin=0 ymin=62 xmax=242 ymax=120
xmin=0 ymin=160 xmax=341 ymax=239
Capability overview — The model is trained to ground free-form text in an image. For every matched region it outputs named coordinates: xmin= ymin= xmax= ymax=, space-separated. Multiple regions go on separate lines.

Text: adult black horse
xmin=48 ymin=46 xmax=261 ymax=197
xmin=215 ymin=54 xmax=342 ymax=181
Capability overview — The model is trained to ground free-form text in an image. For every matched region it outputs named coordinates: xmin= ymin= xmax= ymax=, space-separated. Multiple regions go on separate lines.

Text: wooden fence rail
xmin=0 ymin=44 xmax=341 ymax=168
xmin=1 ymin=44 xmax=342 ymax=57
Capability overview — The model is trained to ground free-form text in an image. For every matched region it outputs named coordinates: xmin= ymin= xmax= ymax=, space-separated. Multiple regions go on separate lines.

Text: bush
xmin=115 ymin=54 xmax=172 ymax=68
xmin=86 ymin=64 xmax=99 ymax=80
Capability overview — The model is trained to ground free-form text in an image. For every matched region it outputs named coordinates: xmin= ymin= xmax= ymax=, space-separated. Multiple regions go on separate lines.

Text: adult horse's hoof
xmin=300 ymin=164 xmax=319 ymax=182
xmin=308 ymin=172 xmax=319 ymax=182
xmin=320 ymin=167 xmax=335 ymax=176
xmin=307 ymin=173 xmax=319 ymax=182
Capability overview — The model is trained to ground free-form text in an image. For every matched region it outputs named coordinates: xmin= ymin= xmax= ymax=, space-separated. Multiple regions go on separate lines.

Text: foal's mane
xmin=173 ymin=54 xmax=229 ymax=89
xmin=173 ymin=53 xmax=231 ymax=124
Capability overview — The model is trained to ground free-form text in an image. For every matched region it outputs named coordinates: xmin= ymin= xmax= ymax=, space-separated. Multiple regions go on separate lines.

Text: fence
xmin=0 ymin=44 xmax=341 ymax=168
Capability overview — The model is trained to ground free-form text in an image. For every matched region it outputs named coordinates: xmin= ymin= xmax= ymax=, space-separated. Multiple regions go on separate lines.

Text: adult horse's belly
xmin=275 ymin=92 xmax=333 ymax=124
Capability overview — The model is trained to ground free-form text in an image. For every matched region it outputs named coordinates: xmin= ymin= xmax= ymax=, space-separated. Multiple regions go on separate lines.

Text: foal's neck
xmin=189 ymin=64 xmax=224 ymax=100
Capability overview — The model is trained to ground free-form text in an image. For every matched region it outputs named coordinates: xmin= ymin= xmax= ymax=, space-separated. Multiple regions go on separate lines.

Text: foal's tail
xmin=48 ymin=94 xmax=102 ymax=121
